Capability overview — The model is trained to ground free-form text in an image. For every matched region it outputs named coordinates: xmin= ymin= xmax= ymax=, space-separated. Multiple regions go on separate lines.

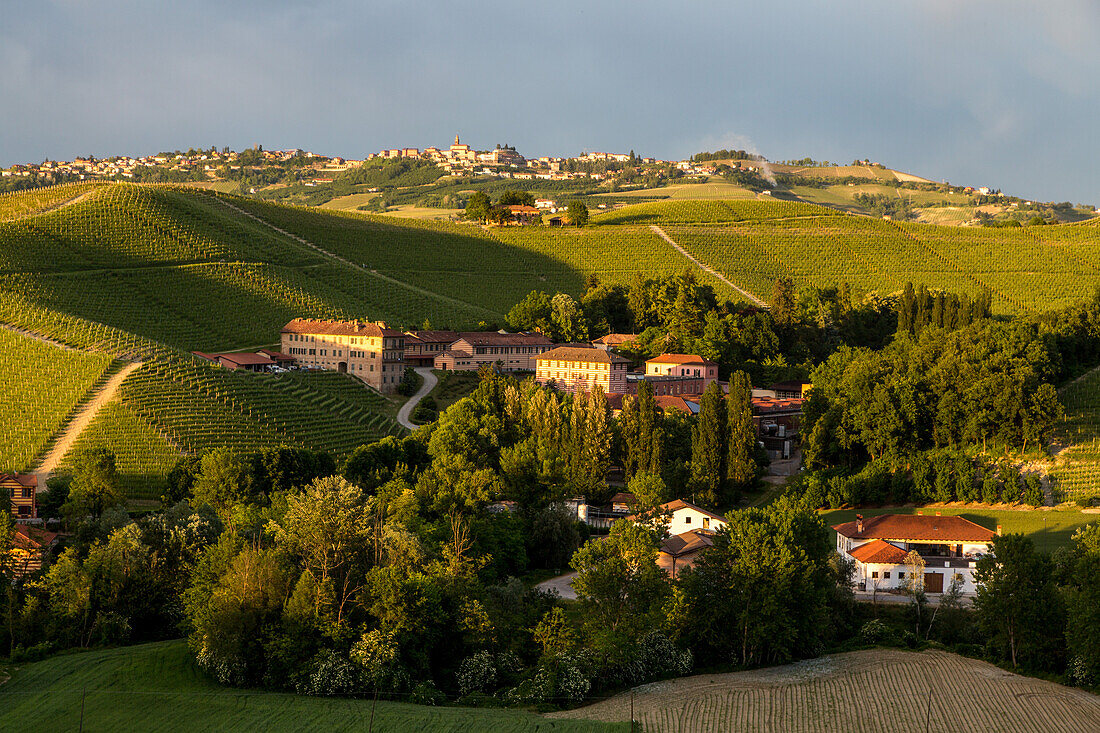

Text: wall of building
xmin=282 ymin=332 xmax=405 ymax=393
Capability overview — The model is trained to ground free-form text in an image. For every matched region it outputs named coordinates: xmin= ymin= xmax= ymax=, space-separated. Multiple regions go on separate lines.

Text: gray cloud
xmin=2 ymin=1 xmax=1098 ymax=204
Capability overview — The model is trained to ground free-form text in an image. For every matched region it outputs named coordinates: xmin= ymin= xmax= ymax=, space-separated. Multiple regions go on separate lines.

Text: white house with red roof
xmin=644 ymin=354 xmax=719 ymax=382
xmin=627 ymin=499 xmax=727 ymax=576
xmin=833 ymin=513 xmax=997 ymax=595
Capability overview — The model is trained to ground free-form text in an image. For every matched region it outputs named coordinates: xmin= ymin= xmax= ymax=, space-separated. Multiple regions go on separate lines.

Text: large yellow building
xmin=535 ymin=346 xmax=630 ymax=394
xmin=280 ymin=318 xmax=406 ymax=393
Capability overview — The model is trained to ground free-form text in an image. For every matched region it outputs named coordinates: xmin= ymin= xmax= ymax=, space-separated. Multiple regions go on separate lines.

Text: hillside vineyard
xmin=2 ymin=182 xmax=1100 ymax=497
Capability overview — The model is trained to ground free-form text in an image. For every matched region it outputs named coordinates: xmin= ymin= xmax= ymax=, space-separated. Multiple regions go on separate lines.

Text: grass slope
xmin=0 ymin=641 xmax=623 ymax=733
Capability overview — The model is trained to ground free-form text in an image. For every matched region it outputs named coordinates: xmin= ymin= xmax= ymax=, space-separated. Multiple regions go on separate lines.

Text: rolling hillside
xmin=0 ymin=640 xmax=622 ymax=733
xmin=2 ymin=182 xmax=1100 ymax=497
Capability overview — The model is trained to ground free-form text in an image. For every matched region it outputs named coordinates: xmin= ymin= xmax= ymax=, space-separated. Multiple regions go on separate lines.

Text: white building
xmin=833 ymin=514 xmax=996 ymax=595
xmin=628 ymin=499 xmax=727 ymax=535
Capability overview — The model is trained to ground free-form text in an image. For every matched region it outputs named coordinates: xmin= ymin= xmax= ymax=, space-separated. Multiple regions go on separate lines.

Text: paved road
xmin=536 ymin=571 xmax=578 ymax=600
xmin=35 ymin=361 xmax=144 ymax=484
xmin=396 ymin=367 xmax=437 ymax=430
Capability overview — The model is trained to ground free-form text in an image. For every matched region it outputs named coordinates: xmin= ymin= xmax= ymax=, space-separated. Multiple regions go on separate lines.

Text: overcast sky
xmin=3 ymin=1 xmax=1099 ymax=204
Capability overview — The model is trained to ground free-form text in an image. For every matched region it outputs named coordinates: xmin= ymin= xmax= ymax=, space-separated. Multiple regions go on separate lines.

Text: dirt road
xmin=396 ymin=367 xmax=437 ymax=430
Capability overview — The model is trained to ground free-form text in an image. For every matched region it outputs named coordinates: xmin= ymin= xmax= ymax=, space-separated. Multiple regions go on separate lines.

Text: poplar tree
xmin=620 ymin=381 xmax=663 ymax=480
xmin=691 ymin=380 xmax=727 ymax=507
xmin=726 ymin=371 xmax=757 ymax=493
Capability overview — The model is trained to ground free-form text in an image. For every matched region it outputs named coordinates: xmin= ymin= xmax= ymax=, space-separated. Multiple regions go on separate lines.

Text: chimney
xmin=997 ymin=524 xmax=1003 ymax=536
xmin=856 ymin=514 xmax=863 ymax=534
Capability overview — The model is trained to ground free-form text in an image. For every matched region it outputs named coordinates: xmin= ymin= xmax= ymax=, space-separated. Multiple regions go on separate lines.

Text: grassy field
xmin=427 ymin=369 xmax=481 ymax=411
xmin=550 ymin=648 xmax=1100 ymax=732
xmin=0 ymin=640 xmax=624 ymax=733
xmin=819 ymin=505 xmax=1098 ymax=553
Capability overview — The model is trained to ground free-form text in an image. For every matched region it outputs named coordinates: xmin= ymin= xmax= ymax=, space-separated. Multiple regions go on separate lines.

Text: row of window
xmin=472 ymin=346 xmax=548 ymax=355
xmin=287 ymin=333 xmax=395 ymax=347
xmin=8 ymin=487 xmax=32 ymax=499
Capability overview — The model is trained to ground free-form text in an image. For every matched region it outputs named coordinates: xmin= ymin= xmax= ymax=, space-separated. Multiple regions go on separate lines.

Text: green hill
xmin=0 ymin=640 xmax=623 ymax=733
xmin=3 ymin=182 xmax=1100 ymax=497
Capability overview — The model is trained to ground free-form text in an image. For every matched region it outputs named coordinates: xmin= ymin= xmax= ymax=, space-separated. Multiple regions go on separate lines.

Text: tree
xmin=974 ymin=534 xmax=1065 ymax=670
xmin=570 ymin=520 xmax=667 ymax=652
xmin=65 ymin=448 xmax=124 ymax=519
xmin=1062 ymin=525 xmax=1100 ymax=683
xmin=464 ymin=191 xmax=492 ymax=222
xmin=628 ymin=471 xmax=668 ymax=513
xmin=899 ymin=550 xmax=927 ymax=636
xmin=192 ymin=448 xmax=253 ymax=520
xmin=268 ymin=476 xmax=374 ymax=625
xmin=726 ymin=371 xmax=757 ymax=495
xmin=506 ymin=290 xmax=554 ymax=334
xmin=550 ymin=293 xmax=589 ymax=342
xmin=566 ymin=200 xmax=589 ymax=227
xmin=691 ymin=381 xmax=727 ymax=507
xmin=619 ymin=381 xmax=664 ymax=480
xmin=770 ymin=278 xmax=796 ymax=326
xmin=497 ymin=189 xmax=534 ymax=206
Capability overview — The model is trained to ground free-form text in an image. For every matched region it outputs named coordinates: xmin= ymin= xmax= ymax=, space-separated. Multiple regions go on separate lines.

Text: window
xmin=21 ymin=487 xmax=32 ymax=499
xmin=898 ymin=572 xmax=905 ymax=579
xmin=703 ymin=518 xmax=710 ymax=529
xmin=871 ymin=571 xmax=879 ymax=579
xmin=883 ymin=572 xmax=891 ymax=579
xmin=684 ymin=516 xmax=691 ymax=524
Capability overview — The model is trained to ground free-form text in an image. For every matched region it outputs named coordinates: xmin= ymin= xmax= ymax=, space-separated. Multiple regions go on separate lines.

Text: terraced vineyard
xmin=1052 ymin=366 xmax=1100 ymax=502
xmin=0 ymin=327 xmax=111 ymax=472
xmin=0 ymin=181 xmax=101 ymax=221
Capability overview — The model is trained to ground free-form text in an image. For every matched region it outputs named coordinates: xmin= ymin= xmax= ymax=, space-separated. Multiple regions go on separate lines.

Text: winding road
xmin=396 ymin=367 xmax=437 ymax=430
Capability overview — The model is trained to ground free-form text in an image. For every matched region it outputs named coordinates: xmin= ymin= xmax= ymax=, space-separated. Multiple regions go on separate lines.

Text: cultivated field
xmin=0 ymin=640 xmax=624 ymax=733
xmin=549 ymin=649 xmax=1100 ymax=733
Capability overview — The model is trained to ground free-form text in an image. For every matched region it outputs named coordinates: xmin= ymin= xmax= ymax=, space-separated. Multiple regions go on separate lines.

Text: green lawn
xmin=428 ymin=369 xmax=481 ymax=411
xmin=0 ymin=641 xmax=624 ymax=733
xmin=820 ymin=506 xmax=1099 ymax=553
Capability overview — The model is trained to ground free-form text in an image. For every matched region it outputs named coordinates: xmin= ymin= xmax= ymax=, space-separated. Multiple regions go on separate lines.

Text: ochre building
xmin=281 ymin=318 xmax=405 ymax=393
xmin=535 ymin=346 xmax=630 ymax=394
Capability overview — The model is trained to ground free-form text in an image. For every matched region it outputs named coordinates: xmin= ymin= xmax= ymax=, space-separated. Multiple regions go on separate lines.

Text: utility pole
xmin=630 ymin=689 xmax=635 ymax=732
xmin=78 ymin=686 xmax=86 ymax=733
xmin=368 ymin=686 xmax=378 ymax=733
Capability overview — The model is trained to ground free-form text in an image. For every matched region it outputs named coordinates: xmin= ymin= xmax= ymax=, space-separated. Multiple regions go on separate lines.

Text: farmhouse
xmin=535 ymin=346 xmax=630 ymax=394
xmin=628 ymin=498 xmax=727 ymax=535
xmin=833 ymin=514 xmax=996 ymax=595
xmin=645 ymin=354 xmax=718 ymax=385
xmin=434 ymin=332 xmax=553 ymax=372
xmin=659 ymin=529 xmax=716 ymax=576
xmin=192 ymin=350 xmax=294 ymax=373
xmin=280 ymin=318 xmax=406 ymax=393
xmin=2 ymin=473 xmax=37 ymax=519
xmin=592 ymin=333 xmax=638 ymax=351
xmin=10 ymin=524 xmax=58 ymax=575
xmin=403 ymin=330 xmax=460 ymax=367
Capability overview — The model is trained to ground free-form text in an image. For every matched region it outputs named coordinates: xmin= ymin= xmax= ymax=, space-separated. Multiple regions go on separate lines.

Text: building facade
xmin=434 ymin=332 xmax=554 ymax=372
xmin=404 ymin=330 xmax=460 ymax=367
xmin=280 ymin=318 xmax=406 ymax=393
xmin=833 ymin=514 xmax=996 ymax=595
xmin=2 ymin=473 xmax=37 ymax=519
xmin=645 ymin=354 xmax=719 ymax=385
xmin=535 ymin=346 xmax=630 ymax=393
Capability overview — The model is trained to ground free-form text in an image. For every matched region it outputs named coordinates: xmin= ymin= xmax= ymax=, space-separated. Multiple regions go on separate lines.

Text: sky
xmin=3 ymin=0 xmax=1099 ymax=204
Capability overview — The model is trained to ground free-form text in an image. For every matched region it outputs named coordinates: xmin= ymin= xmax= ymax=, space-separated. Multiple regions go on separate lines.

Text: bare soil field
xmin=547 ymin=648 xmax=1100 ymax=732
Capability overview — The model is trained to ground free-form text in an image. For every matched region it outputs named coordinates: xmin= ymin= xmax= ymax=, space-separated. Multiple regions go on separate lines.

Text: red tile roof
xmin=257 ymin=349 xmax=295 ymax=362
xmin=406 ymin=330 xmax=460 ymax=344
xmin=218 ymin=352 xmax=275 ymax=366
xmin=538 ymin=346 xmax=631 ymax=364
xmin=661 ymin=529 xmax=716 ymax=557
xmin=848 ymin=539 xmax=910 ymax=564
xmin=0 ymin=473 xmax=37 ymax=489
xmin=13 ymin=524 xmax=57 ymax=549
xmin=456 ymin=332 xmax=553 ymax=347
xmin=646 ymin=353 xmax=717 ymax=367
xmin=282 ymin=318 xmax=402 ymax=338
xmin=593 ymin=333 xmax=638 ymax=346
xmin=627 ymin=498 xmax=725 ymax=523
xmin=833 ymin=514 xmax=995 ymax=543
